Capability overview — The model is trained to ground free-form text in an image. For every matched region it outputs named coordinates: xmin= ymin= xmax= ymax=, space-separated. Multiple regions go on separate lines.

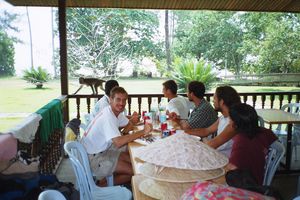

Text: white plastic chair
xmin=38 ymin=190 xmax=66 ymax=200
xmin=273 ymin=103 xmax=300 ymax=159
xmin=64 ymin=141 xmax=132 ymax=200
xmin=258 ymin=116 xmax=265 ymax=127
xmin=263 ymin=140 xmax=285 ymax=186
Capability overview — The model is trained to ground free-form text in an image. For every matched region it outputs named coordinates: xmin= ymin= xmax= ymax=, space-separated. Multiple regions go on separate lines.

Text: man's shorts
xmin=88 ymin=144 xmax=122 ymax=179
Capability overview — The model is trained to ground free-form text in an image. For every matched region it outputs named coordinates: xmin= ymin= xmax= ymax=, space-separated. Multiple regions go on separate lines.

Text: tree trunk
xmin=26 ymin=7 xmax=34 ymax=68
xmin=165 ymin=10 xmax=171 ymax=71
xmin=51 ymin=8 xmax=58 ymax=78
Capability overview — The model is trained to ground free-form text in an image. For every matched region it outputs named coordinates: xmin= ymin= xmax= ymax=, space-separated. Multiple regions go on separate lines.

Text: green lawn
xmin=1 ymin=76 xmax=299 ymax=132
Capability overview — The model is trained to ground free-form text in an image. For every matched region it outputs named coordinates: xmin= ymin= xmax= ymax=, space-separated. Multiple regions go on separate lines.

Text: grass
xmin=1 ymin=76 xmax=300 ymax=132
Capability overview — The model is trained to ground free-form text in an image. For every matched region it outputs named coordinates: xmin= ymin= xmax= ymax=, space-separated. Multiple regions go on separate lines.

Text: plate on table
xmin=134 ymin=135 xmax=161 ymax=145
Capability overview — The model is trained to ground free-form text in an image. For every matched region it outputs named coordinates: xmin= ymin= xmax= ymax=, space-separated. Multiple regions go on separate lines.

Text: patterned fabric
xmin=180 ymin=181 xmax=274 ymax=200
xmin=187 ymin=99 xmax=218 ymax=129
xmin=136 ymin=133 xmax=228 ymax=170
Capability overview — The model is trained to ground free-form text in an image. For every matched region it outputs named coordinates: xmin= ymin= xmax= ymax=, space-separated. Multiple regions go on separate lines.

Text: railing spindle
xmin=86 ymin=98 xmax=91 ymax=113
xmin=76 ymin=97 xmax=81 ymax=119
xmin=138 ymin=97 xmax=142 ymax=115
xmin=128 ymin=97 xmax=132 ymax=115
xmin=270 ymin=94 xmax=275 ymax=108
xmin=279 ymin=94 xmax=284 ymax=109
xmin=252 ymin=95 xmax=257 ymax=107
xmin=261 ymin=95 xmax=266 ymax=108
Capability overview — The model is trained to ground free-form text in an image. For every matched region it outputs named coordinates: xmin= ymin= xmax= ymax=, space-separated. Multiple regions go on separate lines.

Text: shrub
xmin=172 ymin=58 xmax=216 ymax=93
xmin=23 ymin=66 xmax=51 ymax=88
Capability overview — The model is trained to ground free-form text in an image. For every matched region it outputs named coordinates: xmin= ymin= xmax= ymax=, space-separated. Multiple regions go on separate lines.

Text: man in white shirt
xmin=162 ymin=80 xmax=190 ymax=119
xmin=81 ymin=87 xmax=152 ymax=185
xmin=185 ymin=86 xmax=241 ymax=157
xmin=92 ymin=80 xmax=119 ymax=117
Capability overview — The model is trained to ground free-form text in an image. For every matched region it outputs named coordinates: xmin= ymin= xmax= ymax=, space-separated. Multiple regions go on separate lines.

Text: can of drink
xmin=160 ymin=122 xmax=167 ymax=131
xmin=142 ymin=111 xmax=147 ymax=117
xmin=162 ymin=129 xmax=170 ymax=138
xmin=144 ymin=116 xmax=150 ymax=125
xmin=170 ymin=128 xmax=176 ymax=135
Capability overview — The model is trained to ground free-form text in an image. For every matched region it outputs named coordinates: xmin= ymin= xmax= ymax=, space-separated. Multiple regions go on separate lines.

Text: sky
xmin=1 ymin=0 xmax=56 ymax=76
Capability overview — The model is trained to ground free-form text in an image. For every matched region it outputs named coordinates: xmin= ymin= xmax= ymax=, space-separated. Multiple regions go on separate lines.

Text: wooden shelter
xmin=6 ymin=0 xmax=300 ymax=12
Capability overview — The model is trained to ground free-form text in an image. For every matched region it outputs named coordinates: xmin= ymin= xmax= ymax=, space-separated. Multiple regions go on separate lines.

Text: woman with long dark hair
xmin=228 ymin=103 xmax=278 ymax=185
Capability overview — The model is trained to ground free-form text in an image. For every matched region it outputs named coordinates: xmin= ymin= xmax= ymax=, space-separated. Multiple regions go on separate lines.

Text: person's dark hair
xmin=215 ymin=86 xmax=241 ymax=108
xmin=110 ymin=86 xmax=128 ymax=99
xmin=105 ymin=80 xmax=119 ymax=96
xmin=229 ymin=103 xmax=259 ymax=139
xmin=188 ymin=81 xmax=205 ymax=99
xmin=163 ymin=80 xmax=177 ymax=95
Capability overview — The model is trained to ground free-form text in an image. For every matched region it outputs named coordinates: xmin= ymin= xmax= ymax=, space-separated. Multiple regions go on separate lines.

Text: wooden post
xmin=59 ymin=0 xmax=69 ymax=122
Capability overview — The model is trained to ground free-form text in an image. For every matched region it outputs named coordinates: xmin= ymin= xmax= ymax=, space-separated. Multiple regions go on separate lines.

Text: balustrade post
xmin=76 ymin=97 xmax=80 ymax=119
xmin=261 ymin=95 xmax=266 ymax=108
xmin=270 ymin=95 xmax=275 ymax=108
xmin=279 ymin=94 xmax=284 ymax=109
xmin=148 ymin=97 xmax=152 ymax=112
xmin=86 ymin=98 xmax=91 ymax=113
xmin=138 ymin=97 xmax=142 ymax=115
xmin=128 ymin=97 xmax=132 ymax=115
xmin=252 ymin=95 xmax=257 ymax=108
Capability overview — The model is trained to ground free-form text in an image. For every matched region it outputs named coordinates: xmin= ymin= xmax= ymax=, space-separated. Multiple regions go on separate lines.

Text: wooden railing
xmin=67 ymin=91 xmax=300 ymax=121
xmin=18 ymin=96 xmax=68 ymax=174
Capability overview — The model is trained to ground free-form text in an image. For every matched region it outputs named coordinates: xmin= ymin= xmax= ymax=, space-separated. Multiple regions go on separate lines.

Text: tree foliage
xmin=172 ymin=11 xmax=300 ymax=75
xmin=65 ymin=8 xmax=163 ymax=78
xmin=0 ymin=11 xmax=19 ymax=76
xmin=172 ymin=57 xmax=216 ymax=92
xmin=240 ymin=13 xmax=300 ymax=73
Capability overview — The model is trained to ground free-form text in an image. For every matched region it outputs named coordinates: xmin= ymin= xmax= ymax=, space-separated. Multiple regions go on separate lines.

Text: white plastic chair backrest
xmin=276 ymin=103 xmax=300 ymax=132
xmin=263 ymin=140 xmax=285 ymax=186
xmin=38 ymin=190 xmax=66 ymax=200
xmin=64 ymin=141 xmax=95 ymax=200
xmin=258 ymin=116 xmax=265 ymax=127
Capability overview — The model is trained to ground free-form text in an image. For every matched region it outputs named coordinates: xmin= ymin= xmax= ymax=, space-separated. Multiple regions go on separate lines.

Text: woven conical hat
xmin=138 ymin=178 xmax=194 ymax=200
xmin=139 ymin=163 xmax=225 ymax=183
xmin=136 ymin=132 xmax=228 ymax=170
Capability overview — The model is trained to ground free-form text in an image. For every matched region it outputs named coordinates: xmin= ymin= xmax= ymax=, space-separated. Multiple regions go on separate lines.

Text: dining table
xmin=128 ymin=120 xmax=226 ymax=200
xmin=256 ymin=109 xmax=300 ymax=172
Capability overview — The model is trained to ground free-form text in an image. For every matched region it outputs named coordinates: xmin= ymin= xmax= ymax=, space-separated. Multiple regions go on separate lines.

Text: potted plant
xmin=23 ymin=66 xmax=51 ymax=89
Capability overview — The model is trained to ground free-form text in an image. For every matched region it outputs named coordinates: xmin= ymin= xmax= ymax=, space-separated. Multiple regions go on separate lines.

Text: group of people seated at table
xmin=79 ymin=78 xmax=278 ymax=188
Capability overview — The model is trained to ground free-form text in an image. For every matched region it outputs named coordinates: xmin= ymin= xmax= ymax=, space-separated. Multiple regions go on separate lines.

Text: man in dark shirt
xmin=170 ymin=81 xmax=218 ymax=130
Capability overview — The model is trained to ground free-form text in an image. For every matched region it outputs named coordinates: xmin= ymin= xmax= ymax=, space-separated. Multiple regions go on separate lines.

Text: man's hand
xmin=143 ymin=123 xmax=153 ymax=135
xmin=168 ymin=112 xmax=179 ymax=120
xmin=130 ymin=111 xmax=140 ymax=124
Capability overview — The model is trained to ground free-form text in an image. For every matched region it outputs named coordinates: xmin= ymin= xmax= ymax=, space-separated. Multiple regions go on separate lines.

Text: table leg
xmin=286 ymin=124 xmax=293 ymax=170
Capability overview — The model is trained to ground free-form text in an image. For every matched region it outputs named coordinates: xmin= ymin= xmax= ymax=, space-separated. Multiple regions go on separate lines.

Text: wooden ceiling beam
xmin=4 ymin=0 xmax=300 ymax=13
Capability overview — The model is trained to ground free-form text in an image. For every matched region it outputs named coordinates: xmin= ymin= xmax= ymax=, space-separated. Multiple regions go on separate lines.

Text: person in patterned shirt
xmin=169 ymin=81 xmax=218 ymax=130
xmin=185 ymin=86 xmax=241 ymax=157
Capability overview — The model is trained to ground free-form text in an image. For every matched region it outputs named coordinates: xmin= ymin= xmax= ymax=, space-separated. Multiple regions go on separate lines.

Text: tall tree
xmin=173 ymin=11 xmax=244 ymax=74
xmin=240 ymin=13 xmax=300 ymax=73
xmin=165 ymin=10 xmax=171 ymax=71
xmin=65 ymin=8 xmax=163 ymax=77
xmin=26 ymin=7 xmax=34 ymax=68
xmin=0 ymin=11 xmax=18 ymax=76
